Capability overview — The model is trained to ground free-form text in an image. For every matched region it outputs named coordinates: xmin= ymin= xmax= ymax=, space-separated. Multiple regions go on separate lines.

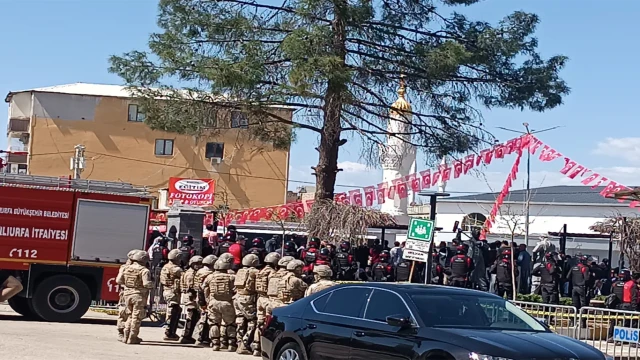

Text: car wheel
xmin=31 ymin=275 xmax=92 ymax=322
xmin=7 ymin=296 xmax=36 ymax=318
xmin=276 ymin=342 xmax=304 ymax=360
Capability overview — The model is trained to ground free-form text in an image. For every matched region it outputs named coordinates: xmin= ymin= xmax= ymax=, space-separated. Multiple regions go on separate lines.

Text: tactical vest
xmin=195 ymin=268 xmax=212 ymax=291
xmin=335 ymin=252 xmax=350 ymax=268
xmin=450 ymin=255 xmax=469 ymax=278
xmin=496 ymin=256 xmax=513 ymax=282
xmin=373 ymin=262 xmax=388 ymax=281
xmin=613 ymin=281 xmax=625 ymax=301
xmin=267 ymin=270 xmax=286 ymax=298
xmin=304 ymin=249 xmax=317 ymax=264
xmin=234 ymin=268 xmax=257 ymax=295
xmin=181 ymin=269 xmax=196 ymax=291
xmin=395 ymin=261 xmax=410 ymax=281
xmin=152 ymin=246 xmax=164 ymax=268
xmin=160 ymin=263 xmax=180 ymax=289
xmin=256 ymin=267 xmax=274 ymax=296
xmin=123 ymin=265 xmax=143 ymax=289
xmin=179 ymin=246 xmax=191 ymax=268
xmin=309 ymin=280 xmax=334 ymax=295
xmin=277 ymin=273 xmax=294 ymax=303
xmin=211 ymin=272 xmax=233 ymax=300
xmin=623 ymin=281 xmax=636 ymax=303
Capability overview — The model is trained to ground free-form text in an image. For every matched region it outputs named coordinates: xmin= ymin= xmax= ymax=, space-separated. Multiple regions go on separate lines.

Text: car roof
xmin=334 ymin=282 xmax=499 ymax=298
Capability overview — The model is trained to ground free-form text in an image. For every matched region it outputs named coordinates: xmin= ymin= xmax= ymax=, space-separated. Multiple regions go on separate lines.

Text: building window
xmin=155 ymin=139 xmax=174 ymax=156
xmin=128 ymin=104 xmax=146 ymax=122
xmin=205 ymin=142 xmax=225 ymax=159
xmin=462 ymin=213 xmax=487 ymax=232
xmin=203 ymin=110 xmax=218 ymax=129
xmin=231 ymin=110 xmax=248 ymax=128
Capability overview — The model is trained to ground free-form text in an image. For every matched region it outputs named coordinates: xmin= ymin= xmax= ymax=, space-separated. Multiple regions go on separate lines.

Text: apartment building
xmin=4 ymin=83 xmax=292 ymax=209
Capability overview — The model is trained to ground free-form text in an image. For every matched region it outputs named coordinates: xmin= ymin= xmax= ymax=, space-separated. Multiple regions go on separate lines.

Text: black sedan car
xmin=261 ymin=283 xmax=606 ymax=360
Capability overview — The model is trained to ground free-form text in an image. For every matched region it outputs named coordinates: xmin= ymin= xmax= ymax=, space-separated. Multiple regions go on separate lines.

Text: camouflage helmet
xmin=278 ymin=256 xmax=295 ymax=268
xmin=242 ymin=254 xmax=260 ymax=267
xmin=132 ymin=250 xmax=149 ymax=264
xmin=168 ymin=249 xmax=181 ymax=261
xmin=219 ymin=253 xmax=235 ymax=263
xmin=264 ymin=252 xmax=281 ymax=266
xmin=127 ymin=249 xmax=138 ymax=260
xmin=189 ymin=255 xmax=204 ymax=266
xmin=313 ymin=264 xmax=333 ymax=278
xmin=214 ymin=258 xmax=232 ymax=270
xmin=203 ymin=255 xmax=218 ymax=266
xmin=286 ymin=259 xmax=305 ymax=271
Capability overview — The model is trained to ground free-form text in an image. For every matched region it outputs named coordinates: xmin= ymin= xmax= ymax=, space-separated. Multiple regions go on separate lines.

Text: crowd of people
xmin=116 ymin=227 xmax=338 ymax=355
xmin=128 ymin=225 xmax=640 ymax=349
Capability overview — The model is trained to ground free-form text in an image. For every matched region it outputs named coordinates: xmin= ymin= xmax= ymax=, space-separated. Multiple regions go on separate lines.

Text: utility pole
xmin=71 ymin=145 xmax=86 ymax=179
xmin=496 ymin=124 xmax=560 ymax=247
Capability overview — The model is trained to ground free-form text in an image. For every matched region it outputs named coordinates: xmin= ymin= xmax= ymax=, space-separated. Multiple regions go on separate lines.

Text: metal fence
xmin=511 ymin=301 xmax=640 ymax=359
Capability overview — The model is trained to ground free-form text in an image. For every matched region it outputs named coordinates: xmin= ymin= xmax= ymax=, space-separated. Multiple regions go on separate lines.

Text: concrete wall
xmin=9 ymin=92 xmax=31 ymax=118
xmin=26 ymin=93 xmax=291 ymax=209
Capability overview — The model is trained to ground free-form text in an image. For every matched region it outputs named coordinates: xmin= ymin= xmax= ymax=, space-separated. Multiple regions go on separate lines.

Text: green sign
xmin=407 ymin=218 xmax=434 ymax=241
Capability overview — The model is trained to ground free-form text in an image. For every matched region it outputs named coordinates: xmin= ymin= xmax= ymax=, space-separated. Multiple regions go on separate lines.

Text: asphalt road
xmin=0 ymin=305 xmax=249 ymax=360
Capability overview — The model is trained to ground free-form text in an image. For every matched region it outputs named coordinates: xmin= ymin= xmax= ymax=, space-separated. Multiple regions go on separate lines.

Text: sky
xmin=2 ymin=0 xmax=640 ymax=199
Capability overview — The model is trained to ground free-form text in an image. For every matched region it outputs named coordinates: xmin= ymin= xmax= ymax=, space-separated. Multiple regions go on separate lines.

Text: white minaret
xmin=379 ymin=76 xmax=416 ymax=225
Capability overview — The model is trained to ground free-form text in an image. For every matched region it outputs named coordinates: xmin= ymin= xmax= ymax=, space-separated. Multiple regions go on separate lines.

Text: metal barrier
xmin=576 ymin=307 xmax=640 ymax=360
xmin=511 ymin=301 xmax=578 ymax=338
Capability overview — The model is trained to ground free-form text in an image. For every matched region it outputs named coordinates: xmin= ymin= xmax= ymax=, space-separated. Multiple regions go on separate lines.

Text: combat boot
xmin=127 ymin=336 xmax=143 ymax=345
xmin=228 ymin=339 xmax=238 ymax=353
xmin=212 ymin=338 xmax=221 ymax=351
xmin=252 ymin=350 xmax=261 ymax=357
xmin=164 ymin=329 xmax=180 ymax=341
xmin=236 ymin=341 xmax=251 ymax=355
xmin=117 ymin=329 xmax=125 ymax=342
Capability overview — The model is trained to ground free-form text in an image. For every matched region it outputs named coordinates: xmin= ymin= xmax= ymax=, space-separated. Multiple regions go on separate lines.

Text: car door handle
xmin=307 ymin=323 xmax=317 ymax=329
xmin=353 ymin=331 xmax=365 ymax=337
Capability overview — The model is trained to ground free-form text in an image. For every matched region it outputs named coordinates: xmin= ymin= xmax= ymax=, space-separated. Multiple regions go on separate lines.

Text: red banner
xmin=168 ymin=177 xmax=215 ymax=206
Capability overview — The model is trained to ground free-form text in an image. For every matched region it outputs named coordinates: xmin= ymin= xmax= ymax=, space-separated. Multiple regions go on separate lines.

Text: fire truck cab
xmin=0 ymin=173 xmax=151 ymax=322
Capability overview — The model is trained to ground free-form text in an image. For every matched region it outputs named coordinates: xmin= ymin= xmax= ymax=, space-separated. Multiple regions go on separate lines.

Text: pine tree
xmin=109 ymin=0 xmax=569 ymax=201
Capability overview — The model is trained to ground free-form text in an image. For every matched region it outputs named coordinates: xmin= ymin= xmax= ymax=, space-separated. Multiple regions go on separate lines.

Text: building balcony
xmin=7 ymin=118 xmax=30 ymax=135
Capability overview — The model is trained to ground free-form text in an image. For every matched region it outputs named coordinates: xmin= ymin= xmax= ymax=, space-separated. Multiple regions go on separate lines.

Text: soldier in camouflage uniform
xmin=266 ymin=256 xmax=294 ymax=313
xmin=234 ymin=254 xmax=260 ymax=354
xmin=121 ymin=250 xmax=153 ymax=344
xmin=180 ymin=255 xmax=203 ymax=344
xmin=204 ymin=257 xmax=237 ymax=351
xmin=160 ymin=248 xmax=183 ymax=341
xmin=195 ymin=254 xmax=217 ymax=345
xmin=115 ymin=249 xmax=137 ymax=342
xmin=254 ymin=252 xmax=281 ymax=357
xmin=305 ymin=265 xmax=336 ymax=297
xmin=275 ymin=260 xmax=307 ymax=309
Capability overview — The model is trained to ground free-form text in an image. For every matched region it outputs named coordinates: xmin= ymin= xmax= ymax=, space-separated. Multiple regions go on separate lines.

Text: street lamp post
xmin=496 ymin=124 xmax=560 ymax=247
xmin=418 ymin=191 xmax=450 ymax=284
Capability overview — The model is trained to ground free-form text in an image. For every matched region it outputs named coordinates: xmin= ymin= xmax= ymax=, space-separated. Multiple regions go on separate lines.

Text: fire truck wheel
xmin=7 ymin=296 xmax=37 ymax=318
xmin=31 ymin=275 xmax=92 ymax=322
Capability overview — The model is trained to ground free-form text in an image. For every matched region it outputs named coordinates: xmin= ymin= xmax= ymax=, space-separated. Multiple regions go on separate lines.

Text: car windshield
xmin=410 ymin=294 xmax=547 ymax=332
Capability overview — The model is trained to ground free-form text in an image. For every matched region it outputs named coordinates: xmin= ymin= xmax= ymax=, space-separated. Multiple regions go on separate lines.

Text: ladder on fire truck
xmin=0 ymin=173 xmax=150 ymax=196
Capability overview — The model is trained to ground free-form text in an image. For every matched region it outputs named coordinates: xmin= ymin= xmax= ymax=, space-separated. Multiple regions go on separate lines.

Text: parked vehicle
xmin=261 ymin=283 xmax=606 ymax=360
xmin=0 ymin=174 xmax=151 ymax=322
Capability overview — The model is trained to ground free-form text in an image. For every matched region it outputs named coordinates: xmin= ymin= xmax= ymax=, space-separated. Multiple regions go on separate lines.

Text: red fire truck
xmin=0 ymin=173 xmax=152 ymax=322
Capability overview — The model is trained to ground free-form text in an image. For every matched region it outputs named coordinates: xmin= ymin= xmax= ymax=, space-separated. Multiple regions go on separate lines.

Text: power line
xmin=26 ymin=150 xmax=613 ymax=195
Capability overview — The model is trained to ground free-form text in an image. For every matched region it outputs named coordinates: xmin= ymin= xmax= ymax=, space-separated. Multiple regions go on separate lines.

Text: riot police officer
xmin=448 ymin=245 xmax=474 ymax=288
xmin=492 ymin=246 xmax=517 ymax=299
xmin=430 ymin=251 xmax=444 ymax=285
xmin=333 ymin=240 xmax=355 ymax=280
xmin=568 ymin=255 xmax=591 ymax=309
xmin=217 ymin=234 xmax=235 ymax=256
xmin=283 ymin=240 xmax=298 ymax=258
xmin=371 ymin=250 xmax=393 ymax=282
xmin=395 ymin=258 xmax=412 ymax=282
xmin=179 ymin=235 xmax=195 ymax=269
xmin=532 ymin=252 xmax=560 ymax=304
xmin=247 ymin=237 xmax=266 ymax=263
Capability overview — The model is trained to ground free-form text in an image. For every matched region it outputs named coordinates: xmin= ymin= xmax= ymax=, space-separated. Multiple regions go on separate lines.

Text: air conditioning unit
xmin=211 ymin=157 xmax=222 ymax=165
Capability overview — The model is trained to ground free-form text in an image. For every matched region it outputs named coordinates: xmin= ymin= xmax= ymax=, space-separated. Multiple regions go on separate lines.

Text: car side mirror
xmin=386 ymin=315 xmax=412 ymax=329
